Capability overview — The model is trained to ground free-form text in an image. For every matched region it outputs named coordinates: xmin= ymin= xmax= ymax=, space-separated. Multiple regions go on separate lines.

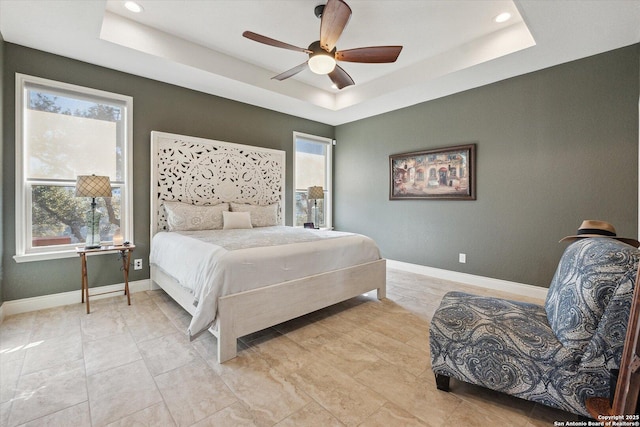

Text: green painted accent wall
xmin=334 ymin=44 xmax=640 ymax=287
xmin=1 ymin=41 xmax=639 ymax=301
xmin=1 ymin=43 xmax=333 ymax=301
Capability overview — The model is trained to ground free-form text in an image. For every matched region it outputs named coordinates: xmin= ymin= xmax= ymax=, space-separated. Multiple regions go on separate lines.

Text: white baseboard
xmin=386 ymin=259 xmax=548 ymax=300
xmin=0 ymin=279 xmax=152 ymax=319
xmin=0 ymin=264 xmax=547 ymax=322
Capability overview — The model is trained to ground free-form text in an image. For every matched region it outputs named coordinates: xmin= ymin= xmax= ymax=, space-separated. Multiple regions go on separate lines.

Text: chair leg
xmin=435 ymin=374 xmax=450 ymax=391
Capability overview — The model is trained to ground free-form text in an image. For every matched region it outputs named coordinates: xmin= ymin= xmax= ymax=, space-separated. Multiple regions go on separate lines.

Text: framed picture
xmin=389 ymin=143 xmax=476 ymax=200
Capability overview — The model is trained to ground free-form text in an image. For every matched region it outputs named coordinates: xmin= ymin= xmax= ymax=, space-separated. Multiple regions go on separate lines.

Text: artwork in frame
xmin=389 ymin=143 xmax=476 ymax=200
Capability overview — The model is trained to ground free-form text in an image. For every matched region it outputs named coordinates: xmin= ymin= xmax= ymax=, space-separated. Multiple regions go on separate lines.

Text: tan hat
xmin=560 ymin=220 xmax=640 ymax=247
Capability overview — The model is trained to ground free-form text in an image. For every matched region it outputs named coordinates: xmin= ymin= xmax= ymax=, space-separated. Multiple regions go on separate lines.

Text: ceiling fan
xmin=243 ymin=0 xmax=403 ymax=90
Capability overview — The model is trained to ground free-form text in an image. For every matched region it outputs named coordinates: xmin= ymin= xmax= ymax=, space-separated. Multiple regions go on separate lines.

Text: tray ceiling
xmin=1 ymin=0 xmax=639 ymax=125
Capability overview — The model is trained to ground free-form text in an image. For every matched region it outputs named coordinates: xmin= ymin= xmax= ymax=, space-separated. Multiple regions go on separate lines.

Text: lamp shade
xmin=307 ymin=186 xmax=324 ymax=200
xmin=75 ymin=175 xmax=112 ymax=198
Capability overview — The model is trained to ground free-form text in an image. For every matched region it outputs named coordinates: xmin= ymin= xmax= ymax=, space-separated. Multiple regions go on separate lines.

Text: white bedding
xmin=150 ymin=226 xmax=381 ymax=339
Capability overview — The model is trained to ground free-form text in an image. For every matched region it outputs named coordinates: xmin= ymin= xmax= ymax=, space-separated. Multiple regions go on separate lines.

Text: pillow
xmin=229 ymin=202 xmax=278 ymax=227
xmin=223 ymin=211 xmax=253 ymax=230
xmin=163 ymin=201 xmax=228 ymax=231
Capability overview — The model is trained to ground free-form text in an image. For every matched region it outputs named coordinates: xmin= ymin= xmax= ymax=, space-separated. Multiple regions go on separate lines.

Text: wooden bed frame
xmin=150 ymin=131 xmax=386 ymax=363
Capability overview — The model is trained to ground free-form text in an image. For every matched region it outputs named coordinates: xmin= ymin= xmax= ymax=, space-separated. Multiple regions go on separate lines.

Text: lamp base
xmin=84 ymin=200 xmax=102 ymax=249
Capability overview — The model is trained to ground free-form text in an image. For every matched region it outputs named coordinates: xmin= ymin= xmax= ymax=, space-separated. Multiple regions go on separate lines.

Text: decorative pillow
xmin=223 ymin=211 xmax=253 ymax=230
xmin=163 ymin=201 xmax=228 ymax=231
xmin=229 ymin=202 xmax=278 ymax=227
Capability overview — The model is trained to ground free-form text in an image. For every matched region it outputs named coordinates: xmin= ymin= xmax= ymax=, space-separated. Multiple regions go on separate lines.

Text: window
xmin=293 ymin=132 xmax=333 ymax=229
xmin=14 ymin=74 xmax=133 ymax=262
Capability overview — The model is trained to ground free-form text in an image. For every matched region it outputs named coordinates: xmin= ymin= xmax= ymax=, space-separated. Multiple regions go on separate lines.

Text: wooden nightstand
xmin=76 ymin=244 xmax=135 ymax=314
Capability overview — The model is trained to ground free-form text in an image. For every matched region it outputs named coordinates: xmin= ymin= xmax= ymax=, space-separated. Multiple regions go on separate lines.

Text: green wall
xmin=1 ymin=43 xmax=333 ymax=301
xmin=335 ymin=44 xmax=640 ymax=287
xmin=1 ymin=41 xmax=639 ymax=302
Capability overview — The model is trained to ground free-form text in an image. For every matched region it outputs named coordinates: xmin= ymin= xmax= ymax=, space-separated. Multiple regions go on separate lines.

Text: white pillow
xmin=229 ymin=202 xmax=278 ymax=227
xmin=163 ymin=201 xmax=228 ymax=231
xmin=223 ymin=211 xmax=253 ymax=230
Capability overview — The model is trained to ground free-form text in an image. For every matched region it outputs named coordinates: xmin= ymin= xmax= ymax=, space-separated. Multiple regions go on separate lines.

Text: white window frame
xmin=292 ymin=131 xmax=333 ymax=229
xmin=14 ymin=73 xmax=134 ymax=262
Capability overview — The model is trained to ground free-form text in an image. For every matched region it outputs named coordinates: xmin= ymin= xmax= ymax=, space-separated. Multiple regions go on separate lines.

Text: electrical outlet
xmin=134 ymin=259 xmax=143 ymax=270
xmin=458 ymin=253 xmax=466 ymax=264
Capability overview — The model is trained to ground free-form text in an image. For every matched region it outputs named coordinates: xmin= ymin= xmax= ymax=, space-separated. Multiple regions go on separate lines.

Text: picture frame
xmin=389 ymin=143 xmax=476 ymax=200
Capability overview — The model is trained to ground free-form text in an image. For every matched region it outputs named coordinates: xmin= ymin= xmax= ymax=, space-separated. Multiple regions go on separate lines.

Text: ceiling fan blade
xmin=320 ymin=0 xmax=352 ymax=52
xmin=336 ymin=46 xmax=403 ymax=63
xmin=272 ymin=62 xmax=309 ymax=81
xmin=328 ymin=65 xmax=354 ymax=90
xmin=243 ymin=31 xmax=312 ymax=54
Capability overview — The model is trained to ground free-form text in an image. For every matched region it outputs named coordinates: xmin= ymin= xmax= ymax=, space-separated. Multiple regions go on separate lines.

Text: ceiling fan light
xmin=308 ymin=54 xmax=336 ymax=75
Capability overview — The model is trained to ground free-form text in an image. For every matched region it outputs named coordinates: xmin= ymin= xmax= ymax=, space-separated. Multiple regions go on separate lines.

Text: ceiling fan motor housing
xmin=308 ymin=40 xmax=336 ymax=56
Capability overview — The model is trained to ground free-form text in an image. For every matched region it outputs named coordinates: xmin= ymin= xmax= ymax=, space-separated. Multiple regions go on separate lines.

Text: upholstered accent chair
xmin=429 ymin=238 xmax=640 ymax=417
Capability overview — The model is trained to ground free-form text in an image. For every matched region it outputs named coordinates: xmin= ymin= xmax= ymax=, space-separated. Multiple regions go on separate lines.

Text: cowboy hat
xmin=559 ymin=220 xmax=640 ymax=247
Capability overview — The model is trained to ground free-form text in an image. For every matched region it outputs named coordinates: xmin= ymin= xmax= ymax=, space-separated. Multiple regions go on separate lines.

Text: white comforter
xmin=149 ymin=226 xmax=381 ymax=339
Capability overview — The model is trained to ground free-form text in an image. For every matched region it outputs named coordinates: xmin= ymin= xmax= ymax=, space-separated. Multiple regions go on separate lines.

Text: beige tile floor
xmin=0 ymin=268 xmax=584 ymax=426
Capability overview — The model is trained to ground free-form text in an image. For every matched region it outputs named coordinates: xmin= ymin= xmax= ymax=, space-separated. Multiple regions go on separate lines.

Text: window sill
xmin=14 ymin=250 xmax=80 ymax=263
xmin=14 ymin=244 xmax=135 ymax=263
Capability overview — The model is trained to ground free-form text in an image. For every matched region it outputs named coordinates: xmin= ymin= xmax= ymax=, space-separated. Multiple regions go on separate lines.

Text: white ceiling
xmin=1 ymin=0 xmax=639 ymax=126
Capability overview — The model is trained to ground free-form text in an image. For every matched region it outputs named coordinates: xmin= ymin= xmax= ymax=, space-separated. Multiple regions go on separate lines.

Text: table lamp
xmin=307 ymin=186 xmax=324 ymax=229
xmin=75 ymin=174 xmax=112 ymax=248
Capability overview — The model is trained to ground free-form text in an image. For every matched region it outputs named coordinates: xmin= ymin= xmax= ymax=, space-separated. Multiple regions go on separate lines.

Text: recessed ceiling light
xmin=124 ymin=1 xmax=144 ymax=13
xmin=494 ymin=12 xmax=511 ymax=23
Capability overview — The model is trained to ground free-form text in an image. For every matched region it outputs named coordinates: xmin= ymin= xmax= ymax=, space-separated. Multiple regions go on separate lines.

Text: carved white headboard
xmin=150 ymin=131 xmax=286 ymax=235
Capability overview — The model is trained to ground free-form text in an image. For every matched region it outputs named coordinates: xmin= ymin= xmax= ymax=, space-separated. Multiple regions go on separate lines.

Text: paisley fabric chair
xmin=429 ymin=238 xmax=640 ymax=417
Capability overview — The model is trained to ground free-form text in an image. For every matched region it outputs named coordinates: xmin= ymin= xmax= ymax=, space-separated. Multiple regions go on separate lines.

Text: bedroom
xmin=1 ymin=0 xmax=639 ymax=425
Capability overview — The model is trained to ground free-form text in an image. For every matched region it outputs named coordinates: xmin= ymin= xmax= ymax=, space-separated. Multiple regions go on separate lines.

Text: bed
xmin=149 ymin=131 xmax=386 ymax=363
